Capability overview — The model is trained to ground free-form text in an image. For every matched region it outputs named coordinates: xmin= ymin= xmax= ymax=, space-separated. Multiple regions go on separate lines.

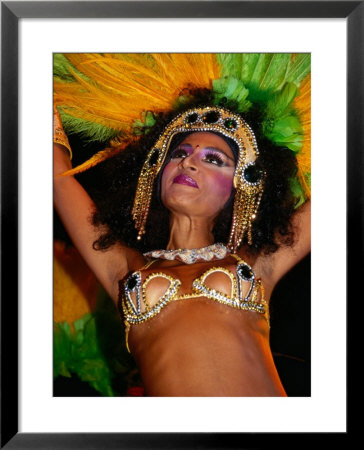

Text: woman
xmin=54 ymin=53 xmax=311 ymax=396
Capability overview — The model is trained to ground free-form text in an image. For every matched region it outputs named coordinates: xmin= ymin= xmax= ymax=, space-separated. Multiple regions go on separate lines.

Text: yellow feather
xmin=54 ymin=241 xmax=98 ymax=330
xmin=56 ymin=143 xmax=130 ymax=177
xmin=294 ymin=74 xmax=311 ymax=198
xmin=54 ymin=53 xmax=221 ymax=134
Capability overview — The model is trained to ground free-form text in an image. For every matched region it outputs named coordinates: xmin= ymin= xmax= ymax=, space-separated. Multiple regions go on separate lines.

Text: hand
xmin=54 ymin=105 xmax=72 ymax=157
xmin=54 ymin=105 xmax=73 ymax=176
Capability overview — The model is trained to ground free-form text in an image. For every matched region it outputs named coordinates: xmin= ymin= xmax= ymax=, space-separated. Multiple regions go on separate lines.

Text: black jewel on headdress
xmin=148 ymin=148 xmax=160 ymax=167
xmin=185 ymin=112 xmax=199 ymax=124
xmin=243 ymin=163 xmax=263 ymax=184
xmin=223 ymin=118 xmax=238 ymax=130
xmin=202 ymin=110 xmax=220 ymax=124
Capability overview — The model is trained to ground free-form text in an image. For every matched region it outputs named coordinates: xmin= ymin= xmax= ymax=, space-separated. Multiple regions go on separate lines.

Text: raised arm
xmin=258 ymin=200 xmax=311 ymax=291
xmin=53 ymin=108 xmax=145 ymax=303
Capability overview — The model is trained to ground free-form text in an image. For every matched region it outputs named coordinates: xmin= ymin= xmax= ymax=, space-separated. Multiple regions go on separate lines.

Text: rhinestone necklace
xmin=143 ymin=243 xmax=231 ymax=265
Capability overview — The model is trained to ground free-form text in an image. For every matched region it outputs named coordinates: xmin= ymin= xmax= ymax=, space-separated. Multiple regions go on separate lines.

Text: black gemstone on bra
xmin=126 ymin=274 xmax=138 ymax=291
xmin=237 ymin=264 xmax=254 ymax=281
xmin=148 ymin=148 xmax=159 ymax=167
xmin=186 ymin=112 xmax=198 ymax=124
xmin=243 ymin=164 xmax=263 ymax=183
xmin=202 ymin=111 xmax=220 ymax=124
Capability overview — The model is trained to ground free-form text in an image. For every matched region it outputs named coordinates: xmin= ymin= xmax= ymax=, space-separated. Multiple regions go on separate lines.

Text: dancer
xmin=54 ymin=53 xmax=311 ymax=396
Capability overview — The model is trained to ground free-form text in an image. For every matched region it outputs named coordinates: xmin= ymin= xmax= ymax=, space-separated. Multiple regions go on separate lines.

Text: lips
xmin=172 ymin=174 xmax=198 ymax=188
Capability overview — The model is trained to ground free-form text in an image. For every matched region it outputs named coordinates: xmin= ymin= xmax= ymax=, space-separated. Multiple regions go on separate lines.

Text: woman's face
xmin=161 ymin=132 xmax=235 ymax=220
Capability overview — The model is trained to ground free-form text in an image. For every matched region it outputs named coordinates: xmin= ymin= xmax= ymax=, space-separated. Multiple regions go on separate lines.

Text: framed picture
xmin=2 ymin=1 xmax=359 ymax=447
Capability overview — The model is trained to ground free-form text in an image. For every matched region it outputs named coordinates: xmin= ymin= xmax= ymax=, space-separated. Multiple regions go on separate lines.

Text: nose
xmin=179 ymin=152 xmax=198 ymax=171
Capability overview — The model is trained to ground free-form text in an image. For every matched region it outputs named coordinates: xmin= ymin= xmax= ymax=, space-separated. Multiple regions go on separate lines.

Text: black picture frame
xmin=2 ymin=1 xmax=359 ymax=448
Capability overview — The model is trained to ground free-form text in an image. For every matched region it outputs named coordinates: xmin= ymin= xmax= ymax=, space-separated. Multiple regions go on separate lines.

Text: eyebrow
xmin=177 ymin=143 xmax=235 ymax=162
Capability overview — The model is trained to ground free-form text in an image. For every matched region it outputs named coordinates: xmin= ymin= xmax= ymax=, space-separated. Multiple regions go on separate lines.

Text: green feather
xmin=305 ymin=172 xmax=311 ymax=189
xmin=244 ymin=54 xmax=291 ymax=102
xmin=53 ymin=53 xmax=74 ymax=81
xmin=132 ymin=111 xmax=157 ymax=135
xmin=54 ymin=54 xmax=119 ymax=143
xmin=54 ymin=313 xmax=115 ymax=396
xmin=218 ymin=53 xmax=291 ymax=102
xmin=217 ymin=53 xmax=244 ymax=78
xmin=263 ymin=114 xmax=303 ymax=152
xmin=217 ymin=53 xmax=310 ymax=104
xmin=217 ymin=53 xmax=310 ymax=200
xmin=240 ymin=53 xmax=262 ymax=83
xmin=265 ymin=83 xmax=298 ymax=118
xmin=254 ymin=54 xmax=291 ymax=92
xmin=53 ymin=53 xmax=86 ymax=83
xmin=53 ymin=321 xmax=73 ymax=378
xmin=262 ymin=83 xmax=303 ymax=152
xmin=290 ymin=176 xmax=307 ymax=208
xmin=53 ymin=289 xmax=140 ymax=396
xmin=212 ymin=77 xmax=252 ymax=112
xmin=286 ymin=53 xmax=311 ymax=86
xmin=59 ymin=109 xmax=119 ymax=143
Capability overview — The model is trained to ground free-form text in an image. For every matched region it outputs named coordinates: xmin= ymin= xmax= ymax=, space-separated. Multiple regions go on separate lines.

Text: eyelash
xmin=170 ymin=149 xmax=188 ymax=159
xmin=170 ymin=149 xmax=225 ymax=167
xmin=203 ymin=152 xmax=224 ymax=167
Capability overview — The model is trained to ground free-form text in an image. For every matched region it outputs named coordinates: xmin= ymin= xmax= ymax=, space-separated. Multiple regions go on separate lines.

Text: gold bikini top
xmin=119 ymin=254 xmax=269 ymax=350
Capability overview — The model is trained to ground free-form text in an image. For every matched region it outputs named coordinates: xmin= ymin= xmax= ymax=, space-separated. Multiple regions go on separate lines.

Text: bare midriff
xmin=128 ymin=297 xmax=287 ymax=397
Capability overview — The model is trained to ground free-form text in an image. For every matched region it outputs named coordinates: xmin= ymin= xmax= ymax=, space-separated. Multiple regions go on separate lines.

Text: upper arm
xmin=54 ymin=172 xmax=145 ymax=303
xmin=259 ymin=200 xmax=311 ymax=286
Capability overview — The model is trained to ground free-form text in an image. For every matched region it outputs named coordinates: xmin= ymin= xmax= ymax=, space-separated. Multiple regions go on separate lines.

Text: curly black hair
xmin=80 ymin=89 xmax=298 ymax=255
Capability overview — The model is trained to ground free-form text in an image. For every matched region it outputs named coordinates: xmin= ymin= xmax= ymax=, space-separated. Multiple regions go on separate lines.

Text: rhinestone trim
xmin=124 ymin=271 xmax=142 ymax=315
xmin=123 ymin=272 xmax=181 ymax=324
xmin=121 ymin=255 xmax=268 ymax=329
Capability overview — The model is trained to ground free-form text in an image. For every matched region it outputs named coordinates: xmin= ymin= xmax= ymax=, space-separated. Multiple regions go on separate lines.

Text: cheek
xmin=160 ymin=162 xmax=175 ymax=199
xmin=161 ymin=161 xmax=174 ymax=179
xmin=209 ymin=173 xmax=234 ymax=201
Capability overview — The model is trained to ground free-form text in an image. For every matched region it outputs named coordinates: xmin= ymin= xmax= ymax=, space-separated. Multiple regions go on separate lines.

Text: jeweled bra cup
xmin=192 ymin=266 xmax=266 ymax=315
xmin=119 ymin=254 xmax=269 ymax=351
xmin=123 ymin=271 xmax=181 ymax=324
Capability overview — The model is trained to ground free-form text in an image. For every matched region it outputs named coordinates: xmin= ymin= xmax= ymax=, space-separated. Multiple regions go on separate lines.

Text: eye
xmin=203 ymin=152 xmax=225 ymax=167
xmin=170 ymin=148 xmax=188 ymax=159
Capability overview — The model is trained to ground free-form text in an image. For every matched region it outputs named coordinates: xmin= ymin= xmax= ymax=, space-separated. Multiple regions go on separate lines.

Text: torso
xmin=119 ymin=253 xmax=286 ymax=396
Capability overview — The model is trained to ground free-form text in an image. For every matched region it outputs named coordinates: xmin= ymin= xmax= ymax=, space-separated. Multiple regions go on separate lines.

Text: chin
xmin=162 ymin=186 xmax=198 ymax=208
xmin=163 ymin=197 xmax=198 ymax=215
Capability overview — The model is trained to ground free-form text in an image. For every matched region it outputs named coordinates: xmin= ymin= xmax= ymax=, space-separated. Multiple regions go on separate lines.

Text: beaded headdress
xmin=132 ymin=105 xmax=264 ymax=251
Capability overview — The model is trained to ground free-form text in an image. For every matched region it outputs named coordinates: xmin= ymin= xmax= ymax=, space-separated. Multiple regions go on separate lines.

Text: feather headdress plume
xmin=54 ymin=53 xmax=219 ymax=140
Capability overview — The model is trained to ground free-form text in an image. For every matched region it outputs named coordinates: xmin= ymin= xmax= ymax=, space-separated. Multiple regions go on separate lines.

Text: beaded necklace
xmin=143 ymin=243 xmax=231 ymax=265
